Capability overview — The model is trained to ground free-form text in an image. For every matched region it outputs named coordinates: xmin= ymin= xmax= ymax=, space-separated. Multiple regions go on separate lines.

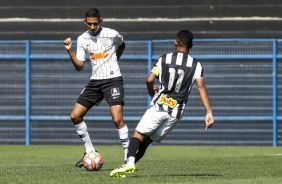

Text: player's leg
xmin=70 ymin=103 xmax=97 ymax=167
xmin=110 ymin=105 xmax=129 ymax=163
xmin=72 ymin=80 xmax=103 ymax=167
xmin=104 ymin=77 xmax=129 ymax=163
xmin=150 ymin=115 xmax=179 ymax=143
xmin=126 ymin=131 xmax=149 ymax=165
xmin=129 ymin=107 xmax=165 ymax=164
xmin=110 ymin=107 xmax=163 ymax=177
xmin=110 ymin=130 xmax=143 ymax=178
xmin=135 ymin=136 xmax=153 ymax=163
xmin=133 ymin=115 xmax=179 ymax=164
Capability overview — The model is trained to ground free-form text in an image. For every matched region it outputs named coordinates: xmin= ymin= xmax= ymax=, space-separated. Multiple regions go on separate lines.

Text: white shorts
xmin=135 ymin=106 xmax=180 ymax=142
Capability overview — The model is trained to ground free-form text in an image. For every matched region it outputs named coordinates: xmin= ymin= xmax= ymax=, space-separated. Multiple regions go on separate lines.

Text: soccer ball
xmin=82 ymin=151 xmax=104 ymax=171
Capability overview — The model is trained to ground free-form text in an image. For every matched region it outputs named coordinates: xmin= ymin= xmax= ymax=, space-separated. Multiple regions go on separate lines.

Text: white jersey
xmin=76 ymin=27 xmax=124 ymax=79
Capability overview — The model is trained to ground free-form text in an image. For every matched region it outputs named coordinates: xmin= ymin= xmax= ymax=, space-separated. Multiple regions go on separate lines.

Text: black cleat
xmin=76 ymin=152 xmax=86 ymax=168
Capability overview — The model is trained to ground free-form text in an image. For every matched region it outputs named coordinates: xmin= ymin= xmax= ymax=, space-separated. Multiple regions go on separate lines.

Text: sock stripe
xmin=78 ymin=134 xmax=86 ymax=138
xmin=120 ymin=138 xmax=129 ymax=142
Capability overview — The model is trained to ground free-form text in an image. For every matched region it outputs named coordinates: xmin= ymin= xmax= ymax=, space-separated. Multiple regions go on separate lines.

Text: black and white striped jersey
xmin=150 ymin=51 xmax=204 ymax=119
xmin=76 ymin=27 xmax=123 ymax=80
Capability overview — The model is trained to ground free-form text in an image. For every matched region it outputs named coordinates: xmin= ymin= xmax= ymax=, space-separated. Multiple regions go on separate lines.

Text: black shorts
xmin=76 ymin=76 xmax=124 ymax=109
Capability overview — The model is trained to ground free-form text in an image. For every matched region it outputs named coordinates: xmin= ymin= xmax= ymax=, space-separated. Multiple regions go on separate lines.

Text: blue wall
xmin=0 ymin=39 xmax=281 ymax=146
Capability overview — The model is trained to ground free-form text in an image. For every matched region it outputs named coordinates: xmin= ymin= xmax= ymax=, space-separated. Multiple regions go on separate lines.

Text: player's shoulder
xmin=189 ymin=55 xmax=200 ymax=68
xmin=100 ymin=27 xmax=120 ymax=36
xmin=189 ymin=54 xmax=198 ymax=63
xmin=77 ymin=31 xmax=90 ymax=40
xmin=159 ymin=52 xmax=174 ymax=59
xmin=157 ymin=52 xmax=176 ymax=62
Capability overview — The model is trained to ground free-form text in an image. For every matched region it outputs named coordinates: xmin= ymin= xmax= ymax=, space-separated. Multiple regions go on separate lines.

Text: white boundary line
xmin=264 ymin=154 xmax=282 ymax=156
xmin=1 ymin=17 xmax=282 ymax=22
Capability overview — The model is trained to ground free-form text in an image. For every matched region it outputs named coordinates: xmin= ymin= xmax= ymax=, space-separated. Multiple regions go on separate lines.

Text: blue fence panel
xmin=0 ymin=39 xmax=280 ymax=146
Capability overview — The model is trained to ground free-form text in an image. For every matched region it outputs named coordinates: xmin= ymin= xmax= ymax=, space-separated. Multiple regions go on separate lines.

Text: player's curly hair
xmin=176 ymin=30 xmax=193 ymax=49
xmin=86 ymin=8 xmax=100 ymax=19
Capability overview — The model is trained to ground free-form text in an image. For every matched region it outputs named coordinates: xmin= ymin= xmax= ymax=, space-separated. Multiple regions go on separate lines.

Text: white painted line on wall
xmin=1 ymin=17 xmax=282 ymax=22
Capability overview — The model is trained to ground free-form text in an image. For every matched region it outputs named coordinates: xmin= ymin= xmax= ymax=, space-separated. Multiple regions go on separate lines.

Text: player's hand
xmin=63 ymin=37 xmax=72 ymax=51
xmin=205 ymin=113 xmax=214 ymax=130
xmin=148 ymin=87 xmax=158 ymax=97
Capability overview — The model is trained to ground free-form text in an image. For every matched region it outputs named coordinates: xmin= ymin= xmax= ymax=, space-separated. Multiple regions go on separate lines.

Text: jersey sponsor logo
xmin=157 ymin=95 xmax=177 ymax=108
xmin=90 ymin=50 xmax=109 ymax=60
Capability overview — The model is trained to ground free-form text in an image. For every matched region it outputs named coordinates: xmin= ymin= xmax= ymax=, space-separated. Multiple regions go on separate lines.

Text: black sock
xmin=135 ymin=142 xmax=149 ymax=163
xmin=127 ymin=137 xmax=141 ymax=158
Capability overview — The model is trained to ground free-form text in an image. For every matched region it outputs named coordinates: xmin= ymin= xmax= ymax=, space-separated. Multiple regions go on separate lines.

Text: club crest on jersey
xmin=100 ymin=38 xmax=111 ymax=48
xmin=157 ymin=95 xmax=177 ymax=108
xmin=111 ymin=88 xmax=120 ymax=98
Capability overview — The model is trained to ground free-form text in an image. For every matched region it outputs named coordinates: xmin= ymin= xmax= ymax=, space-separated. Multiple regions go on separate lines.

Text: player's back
xmin=158 ymin=51 xmax=197 ymax=100
xmin=151 ymin=51 xmax=199 ymax=118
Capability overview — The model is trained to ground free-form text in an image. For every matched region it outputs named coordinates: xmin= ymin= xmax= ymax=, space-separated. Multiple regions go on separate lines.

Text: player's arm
xmin=196 ymin=78 xmax=214 ymax=130
xmin=63 ymin=37 xmax=84 ymax=71
xmin=113 ymin=33 xmax=125 ymax=61
xmin=146 ymin=66 xmax=159 ymax=96
xmin=116 ymin=41 xmax=125 ymax=61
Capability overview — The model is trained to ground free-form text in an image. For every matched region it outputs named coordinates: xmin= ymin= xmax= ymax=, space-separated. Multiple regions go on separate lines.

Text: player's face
xmin=84 ymin=17 xmax=102 ymax=35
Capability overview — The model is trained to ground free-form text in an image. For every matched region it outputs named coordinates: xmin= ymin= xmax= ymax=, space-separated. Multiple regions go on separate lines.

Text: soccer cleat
xmin=110 ymin=164 xmax=136 ymax=178
xmin=76 ymin=152 xmax=86 ymax=168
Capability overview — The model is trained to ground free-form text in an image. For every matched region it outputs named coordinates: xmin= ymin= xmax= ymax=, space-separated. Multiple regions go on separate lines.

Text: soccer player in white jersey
xmin=110 ymin=30 xmax=214 ymax=177
xmin=63 ymin=8 xmax=129 ymax=167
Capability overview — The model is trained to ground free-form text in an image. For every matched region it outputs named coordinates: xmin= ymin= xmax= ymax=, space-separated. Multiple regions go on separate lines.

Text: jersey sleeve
xmin=151 ymin=66 xmax=160 ymax=76
xmin=194 ymin=62 xmax=204 ymax=79
xmin=76 ymin=37 xmax=86 ymax=61
xmin=152 ymin=57 xmax=162 ymax=77
xmin=112 ymin=29 xmax=124 ymax=46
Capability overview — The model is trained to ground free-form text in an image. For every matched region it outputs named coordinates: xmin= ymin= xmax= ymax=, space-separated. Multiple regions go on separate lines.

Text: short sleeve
xmin=112 ymin=29 xmax=124 ymax=46
xmin=155 ymin=57 xmax=162 ymax=70
xmin=76 ymin=37 xmax=86 ymax=61
xmin=151 ymin=57 xmax=162 ymax=77
xmin=194 ymin=62 xmax=204 ymax=79
xmin=113 ymin=35 xmax=123 ymax=46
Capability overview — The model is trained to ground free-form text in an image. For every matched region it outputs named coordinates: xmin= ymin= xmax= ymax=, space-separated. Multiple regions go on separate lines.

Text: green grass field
xmin=0 ymin=145 xmax=282 ymax=184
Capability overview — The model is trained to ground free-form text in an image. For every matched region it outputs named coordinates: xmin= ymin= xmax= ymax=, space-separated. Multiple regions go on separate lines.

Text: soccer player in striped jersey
xmin=110 ymin=30 xmax=214 ymax=177
xmin=63 ymin=8 xmax=129 ymax=167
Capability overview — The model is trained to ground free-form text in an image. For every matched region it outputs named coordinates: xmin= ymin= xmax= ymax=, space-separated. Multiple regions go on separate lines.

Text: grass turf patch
xmin=0 ymin=146 xmax=282 ymax=184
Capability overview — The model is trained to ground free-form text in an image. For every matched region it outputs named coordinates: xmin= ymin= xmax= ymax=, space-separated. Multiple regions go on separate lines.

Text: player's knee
xmin=112 ymin=116 xmax=124 ymax=128
xmin=70 ymin=112 xmax=82 ymax=124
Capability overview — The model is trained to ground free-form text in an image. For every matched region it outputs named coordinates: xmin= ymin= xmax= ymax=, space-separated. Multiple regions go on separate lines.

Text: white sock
xmin=117 ymin=125 xmax=129 ymax=162
xmin=75 ymin=121 xmax=95 ymax=153
xmin=127 ymin=156 xmax=135 ymax=165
